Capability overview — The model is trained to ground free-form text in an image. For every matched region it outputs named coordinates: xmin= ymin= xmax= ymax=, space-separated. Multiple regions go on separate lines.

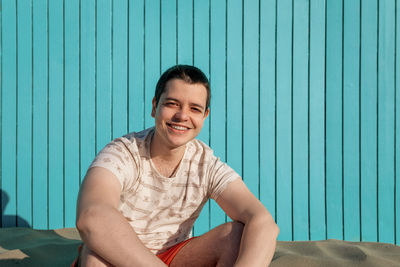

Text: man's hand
xmin=216 ymin=179 xmax=279 ymax=266
xmin=76 ymin=167 xmax=166 ymax=267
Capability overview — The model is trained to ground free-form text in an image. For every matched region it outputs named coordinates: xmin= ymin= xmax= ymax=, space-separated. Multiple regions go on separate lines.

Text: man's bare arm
xmin=216 ymin=179 xmax=279 ymax=267
xmin=76 ymin=167 xmax=166 ymax=267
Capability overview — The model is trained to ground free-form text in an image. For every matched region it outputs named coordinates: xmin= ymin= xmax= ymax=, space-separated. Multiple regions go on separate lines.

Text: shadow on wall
xmin=0 ymin=190 xmax=81 ymax=265
xmin=1 ymin=189 xmax=30 ymax=227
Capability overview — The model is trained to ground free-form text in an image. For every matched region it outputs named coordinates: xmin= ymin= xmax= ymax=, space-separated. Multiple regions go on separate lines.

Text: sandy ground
xmin=0 ymin=227 xmax=399 ymax=266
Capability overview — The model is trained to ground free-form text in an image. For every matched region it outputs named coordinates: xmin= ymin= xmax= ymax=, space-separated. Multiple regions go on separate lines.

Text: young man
xmin=75 ymin=65 xmax=279 ymax=266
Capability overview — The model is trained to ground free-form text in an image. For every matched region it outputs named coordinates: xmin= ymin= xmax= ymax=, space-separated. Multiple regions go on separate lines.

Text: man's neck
xmin=150 ymin=131 xmax=186 ymax=163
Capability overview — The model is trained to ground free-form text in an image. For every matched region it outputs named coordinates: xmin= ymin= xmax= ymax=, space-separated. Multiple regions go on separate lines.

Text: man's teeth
xmin=170 ymin=125 xmax=188 ymax=130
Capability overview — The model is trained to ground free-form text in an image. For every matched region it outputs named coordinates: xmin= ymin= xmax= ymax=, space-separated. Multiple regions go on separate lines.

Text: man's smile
xmin=166 ymin=122 xmax=191 ymax=131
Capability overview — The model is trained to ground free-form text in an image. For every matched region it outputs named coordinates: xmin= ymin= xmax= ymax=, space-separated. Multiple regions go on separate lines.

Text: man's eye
xmin=165 ymin=102 xmax=177 ymax=106
xmin=191 ymin=107 xmax=202 ymax=113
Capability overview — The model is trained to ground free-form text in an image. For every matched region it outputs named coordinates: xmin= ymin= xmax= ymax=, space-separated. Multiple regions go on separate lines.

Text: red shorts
xmin=71 ymin=238 xmax=195 ymax=267
xmin=156 ymin=237 xmax=195 ymax=266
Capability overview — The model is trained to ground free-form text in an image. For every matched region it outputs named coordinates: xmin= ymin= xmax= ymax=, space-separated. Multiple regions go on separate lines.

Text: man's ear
xmin=203 ymin=108 xmax=210 ymax=119
xmin=151 ymin=97 xmax=157 ymax=118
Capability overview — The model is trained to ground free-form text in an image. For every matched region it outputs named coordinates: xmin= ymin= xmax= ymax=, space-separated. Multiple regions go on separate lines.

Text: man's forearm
xmin=76 ymin=204 xmax=166 ymax=267
xmin=234 ymin=216 xmax=279 ymax=267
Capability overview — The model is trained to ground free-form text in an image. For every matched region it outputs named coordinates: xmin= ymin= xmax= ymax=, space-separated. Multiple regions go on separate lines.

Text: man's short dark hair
xmin=154 ymin=65 xmax=211 ymax=111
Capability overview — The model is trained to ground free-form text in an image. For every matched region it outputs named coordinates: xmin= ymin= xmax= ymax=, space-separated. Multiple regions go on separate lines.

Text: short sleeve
xmin=88 ymin=137 xmax=139 ymax=191
xmin=207 ymin=156 xmax=241 ymax=200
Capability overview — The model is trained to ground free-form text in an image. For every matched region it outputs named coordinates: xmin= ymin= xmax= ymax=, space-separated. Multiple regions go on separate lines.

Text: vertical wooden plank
xmin=378 ymin=0 xmax=395 ymax=244
xmin=48 ymin=0 xmax=64 ymax=228
xmin=0 ymin=0 xmax=2 ymax=227
xmin=144 ymin=0 xmax=160 ymax=128
xmin=113 ymin=0 xmax=129 ymax=139
xmin=129 ymin=0 xmax=145 ymax=132
xmin=16 ymin=0 xmax=33 ymax=227
xmin=193 ymin=0 xmax=210 ymax=236
xmin=225 ymin=0 xmax=242 ymax=225
xmin=2 ymin=0 xmax=17 ymax=227
xmin=209 ymin=0 xmax=226 ymax=229
xmin=343 ymin=0 xmax=361 ymax=241
xmin=161 ymin=0 xmax=177 ymax=71
xmin=260 ymin=0 xmax=276 ymax=223
xmin=243 ymin=0 xmax=259 ymax=197
xmin=80 ymin=0 xmax=96 ymax=180
xmin=64 ymin=0 xmax=80 ymax=228
xmin=276 ymin=0 xmax=293 ymax=241
xmin=292 ymin=0 xmax=309 ymax=241
xmin=177 ymin=0 xmax=193 ymax=64
xmin=396 ymin=0 xmax=400 ymax=245
xmin=32 ymin=0 xmax=48 ymax=229
xmin=361 ymin=0 xmax=378 ymax=242
xmin=96 ymin=0 xmax=112 ymax=150
xmin=309 ymin=0 xmax=326 ymax=240
xmin=326 ymin=0 xmax=343 ymax=240
xmin=194 ymin=0 xmax=210 ymax=148
xmin=226 ymin=0 xmax=242 ymax=182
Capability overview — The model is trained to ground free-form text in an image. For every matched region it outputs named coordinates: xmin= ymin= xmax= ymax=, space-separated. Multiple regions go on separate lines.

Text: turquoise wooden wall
xmin=1 ymin=0 xmax=399 ymax=245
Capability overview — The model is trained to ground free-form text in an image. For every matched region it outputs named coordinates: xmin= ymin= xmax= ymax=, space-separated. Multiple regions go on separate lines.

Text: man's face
xmin=151 ymin=78 xmax=209 ymax=150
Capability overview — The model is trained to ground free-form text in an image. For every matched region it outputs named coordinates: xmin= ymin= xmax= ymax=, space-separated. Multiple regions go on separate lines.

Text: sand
xmin=0 ymin=227 xmax=399 ymax=266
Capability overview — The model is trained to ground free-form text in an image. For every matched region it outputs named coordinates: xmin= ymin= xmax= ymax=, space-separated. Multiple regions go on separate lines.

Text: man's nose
xmin=174 ymin=108 xmax=189 ymax=120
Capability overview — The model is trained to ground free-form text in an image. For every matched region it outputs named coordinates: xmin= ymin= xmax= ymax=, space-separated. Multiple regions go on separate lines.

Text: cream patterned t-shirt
xmin=89 ymin=127 xmax=240 ymax=254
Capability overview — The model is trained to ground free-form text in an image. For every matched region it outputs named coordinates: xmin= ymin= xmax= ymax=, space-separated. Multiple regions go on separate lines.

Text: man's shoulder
xmin=189 ymin=138 xmax=216 ymax=160
xmin=122 ymin=127 xmax=153 ymax=143
xmin=104 ymin=127 xmax=153 ymax=155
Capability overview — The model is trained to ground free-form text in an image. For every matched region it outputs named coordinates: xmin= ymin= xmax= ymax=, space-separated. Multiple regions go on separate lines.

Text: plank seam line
xmin=47 ymin=0 xmax=51 ymax=228
xmin=159 ymin=0 xmax=162 ymax=73
xmin=143 ymin=0 xmax=146 ymax=130
xmin=192 ymin=0 xmax=195 ymax=66
xmin=63 ymin=0 xmax=66 ymax=228
xmin=341 ymin=0 xmax=345 ymax=241
xmin=225 ymin=0 xmax=228 ymax=223
xmin=15 ymin=0 xmax=19 ymax=228
xmin=359 ymin=0 xmax=362 ymax=242
xmin=290 ymin=0 xmax=294 ymax=241
xmin=127 ymin=0 xmax=130 ymax=132
xmin=176 ymin=0 xmax=178 ymax=64
xmin=376 ymin=0 xmax=380 ymax=243
xmin=111 ymin=0 xmax=114 ymax=139
xmin=307 ymin=0 xmax=311 ymax=241
xmin=0 ymin=0 xmax=3 ymax=227
xmin=78 ymin=0 xmax=82 ymax=189
xmin=324 ymin=0 xmax=327 ymax=240
xmin=208 ymin=0 xmax=212 ymax=231
xmin=94 ymin=0 xmax=97 ymax=156
xmin=394 ymin=0 xmax=398 ymax=246
xmin=274 ymin=0 xmax=278 ymax=225
xmin=31 ymin=0 xmax=34 ymax=227
xmin=257 ymin=0 xmax=261 ymax=203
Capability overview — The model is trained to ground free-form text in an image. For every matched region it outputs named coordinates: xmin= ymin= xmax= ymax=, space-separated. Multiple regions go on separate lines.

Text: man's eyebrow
xmin=164 ymin=97 xmax=205 ymax=110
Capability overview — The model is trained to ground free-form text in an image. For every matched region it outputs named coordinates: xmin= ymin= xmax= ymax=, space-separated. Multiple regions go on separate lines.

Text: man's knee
xmin=170 ymin=222 xmax=244 ymax=266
